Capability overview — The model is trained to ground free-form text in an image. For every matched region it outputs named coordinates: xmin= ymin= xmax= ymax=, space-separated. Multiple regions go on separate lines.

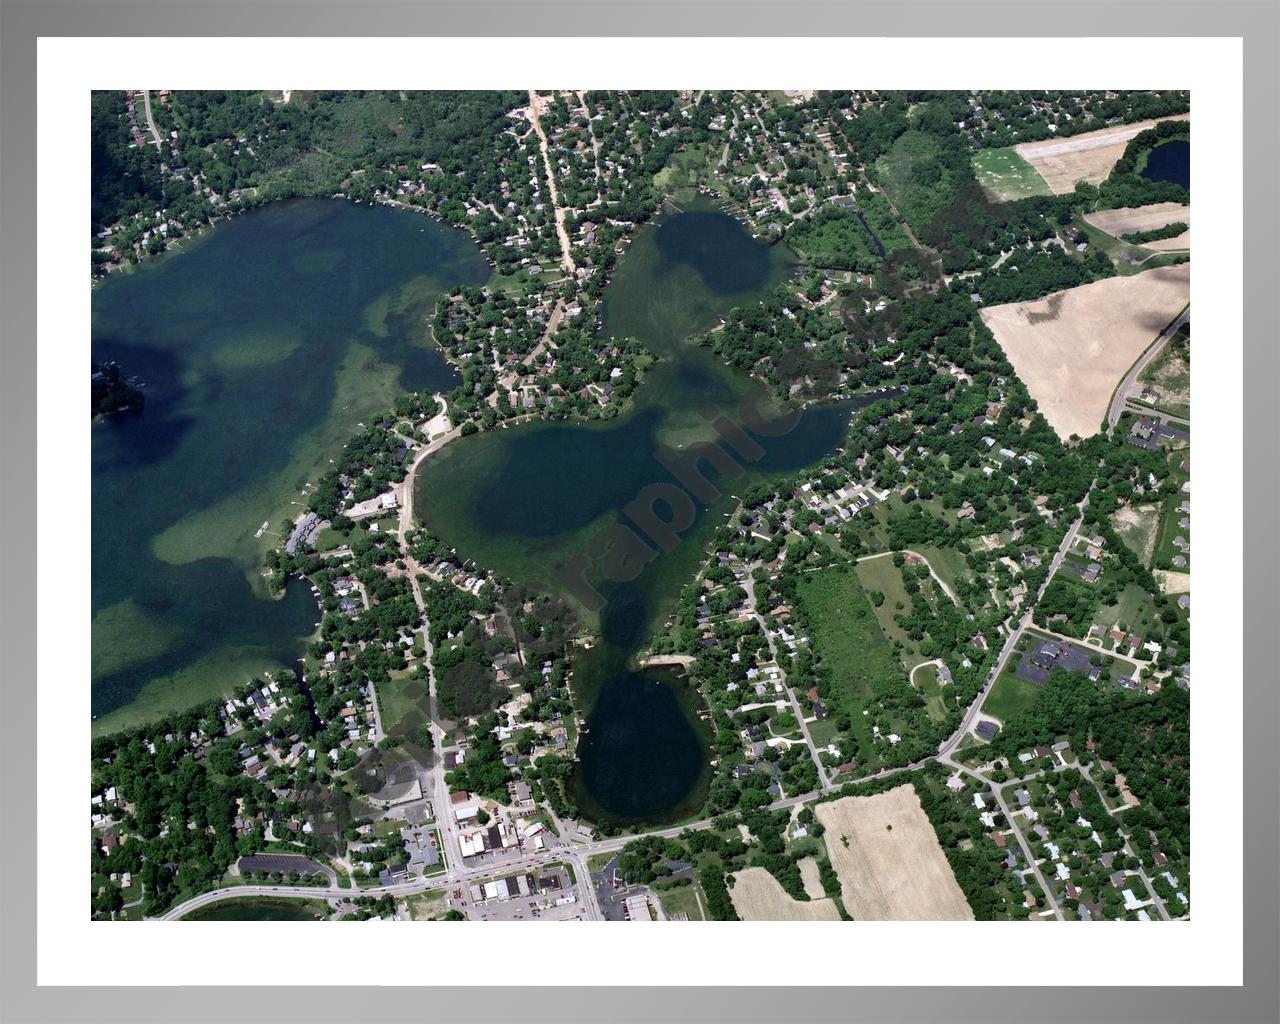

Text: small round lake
xmin=1141 ymin=139 xmax=1190 ymax=190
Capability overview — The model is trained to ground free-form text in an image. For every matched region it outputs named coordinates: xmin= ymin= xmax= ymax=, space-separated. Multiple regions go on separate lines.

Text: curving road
xmin=140 ymin=89 xmax=163 ymax=152
xmin=163 ymin=463 xmax=1103 ymax=922
xmin=939 ymin=492 xmax=1091 ymax=759
xmin=1106 ymin=306 xmax=1190 ymax=430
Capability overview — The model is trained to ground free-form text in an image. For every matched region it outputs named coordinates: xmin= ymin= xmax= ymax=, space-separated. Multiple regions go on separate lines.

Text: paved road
xmin=140 ymin=89 xmax=163 ymax=152
xmin=525 ymin=90 xmax=576 ymax=277
xmin=938 ymin=493 xmax=1091 ymax=758
xmin=397 ymin=413 xmax=460 ymax=537
xmin=1075 ymin=763 xmax=1172 ymax=921
xmin=742 ymin=575 xmax=831 ymax=790
xmin=1106 ymin=306 xmax=1190 ymax=429
xmin=164 ymin=466 xmax=1109 ymax=922
xmin=1015 ymin=115 xmax=1189 ymax=161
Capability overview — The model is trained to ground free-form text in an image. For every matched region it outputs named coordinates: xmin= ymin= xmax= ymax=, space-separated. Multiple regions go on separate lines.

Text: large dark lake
xmin=91 ymin=199 xmax=489 ymax=732
xmin=1141 ymin=139 xmax=1190 ymax=190
xmin=416 ymin=196 xmax=867 ymax=825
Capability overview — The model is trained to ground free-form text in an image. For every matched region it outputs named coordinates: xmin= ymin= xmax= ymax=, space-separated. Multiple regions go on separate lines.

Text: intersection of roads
xmin=163 ymin=312 xmax=1185 ymax=922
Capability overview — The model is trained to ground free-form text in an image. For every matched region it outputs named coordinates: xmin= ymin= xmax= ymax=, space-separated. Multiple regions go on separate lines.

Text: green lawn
xmin=766 ymin=707 xmax=802 ymax=740
xmin=806 ymin=716 xmax=840 ymax=749
xmin=656 ymin=880 xmax=706 ymax=921
xmin=372 ymin=818 xmax=402 ymax=839
xmin=315 ymin=526 xmax=351 ymax=552
xmin=911 ymin=662 xmax=950 ymax=723
xmin=972 ymin=146 xmax=1052 ymax=201
xmin=375 ymin=673 xmax=432 ymax=750
xmin=1099 ymin=582 xmax=1161 ymax=637
xmin=1153 ymin=465 xmax=1192 ymax=572
xmin=982 ymin=671 xmax=1042 ymax=723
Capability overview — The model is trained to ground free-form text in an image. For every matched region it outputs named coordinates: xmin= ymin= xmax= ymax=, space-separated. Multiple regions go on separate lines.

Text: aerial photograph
xmin=89 ymin=89 xmax=1191 ymax=924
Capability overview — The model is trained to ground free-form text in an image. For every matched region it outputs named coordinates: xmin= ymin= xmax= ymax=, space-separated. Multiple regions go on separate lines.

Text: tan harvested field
xmin=797 ymin=856 xmax=825 ymax=900
xmin=814 ymin=785 xmax=973 ymax=921
xmin=1155 ymin=569 xmax=1192 ymax=595
xmin=1015 ymin=114 xmax=1189 ymax=193
xmin=980 ymin=263 xmax=1191 ymax=440
xmin=729 ymin=867 xmax=841 ymax=921
xmin=1138 ymin=230 xmax=1191 ymax=252
xmin=1084 ymin=202 xmax=1191 ymax=251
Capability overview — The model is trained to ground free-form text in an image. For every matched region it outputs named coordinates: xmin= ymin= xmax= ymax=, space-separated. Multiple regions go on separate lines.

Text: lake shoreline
xmin=92 ymin=198 xmax=490 ymax=727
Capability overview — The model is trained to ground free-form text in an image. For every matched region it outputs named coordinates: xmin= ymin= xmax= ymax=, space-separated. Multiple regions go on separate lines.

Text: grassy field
xmin=375 ymin=672 xmax=432 ymax=747
xmin=972 ymin=147 xmax=1052 ymax=201
xmin=406 ymin=889 xmax=449 ymax=921
xmin=796 ymin=564 xmax=904 ymax=766
xmin=1098 ymin=582 xmax=1161 ymax=637
xmin=787 ymin=206 xmax=884 ymax=268
xmin=856 ymin=556 xmax=926 ymax=669
xmin=1153 ymin=463 xmax=1192 ymax=572
xmin=806 ymin=716 xmax=840 ymax=750
xmin=656 ymin=880 xmax=706 ymax=921
xmin=874 ymin=130 xmax=957 ymax=234
xmin=911 ymin=663 xmax=951 ymax=723
xmin=982 ymin=671 xmax=1042 ymax=723
xmin=857 ymin=187 xmax=914 ymax=253
xmin=797 ymin=566 xmax=900 ymax=704
xmin=913 ymin=544 xmax=970 ymax=599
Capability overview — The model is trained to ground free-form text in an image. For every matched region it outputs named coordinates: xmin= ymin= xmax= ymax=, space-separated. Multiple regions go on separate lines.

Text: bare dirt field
xmin=1155 ymin=569 xmax=1192 ymax=594
xmin=814 ymin=785 xmax=973 ymax=921
xmin=1015 ymin=114 xmax=1189 ymax=193
xmin=797 ymin=856 xmax=825 ymax=900
xmin=1112 ymin=503 xmax=1162 ymax=566
xmin=980 ymin=262 xmax=1191 ymax=440
xmin=1135 ymin=232 xmax=1191 ymax=252
xmin=1084 ymin=202 xmax=1191 ymax=251
xmin=729 ymin=866 xmax=841 ymax=921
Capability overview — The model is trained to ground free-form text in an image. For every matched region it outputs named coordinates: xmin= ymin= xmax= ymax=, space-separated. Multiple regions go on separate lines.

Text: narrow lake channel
xmin=417 ymin=196 xmax=876 ymax=825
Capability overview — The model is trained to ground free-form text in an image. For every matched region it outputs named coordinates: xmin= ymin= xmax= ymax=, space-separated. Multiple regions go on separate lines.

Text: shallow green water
xmin=415 ymin=197 xmax=865 ymax=825
xmin=91 ymin=199 xmax=489 ymax=732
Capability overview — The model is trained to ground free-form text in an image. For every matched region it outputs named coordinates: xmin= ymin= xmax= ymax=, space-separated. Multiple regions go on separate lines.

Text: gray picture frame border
xmin=1 ymin=2 xmax=1275 ymax=1022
